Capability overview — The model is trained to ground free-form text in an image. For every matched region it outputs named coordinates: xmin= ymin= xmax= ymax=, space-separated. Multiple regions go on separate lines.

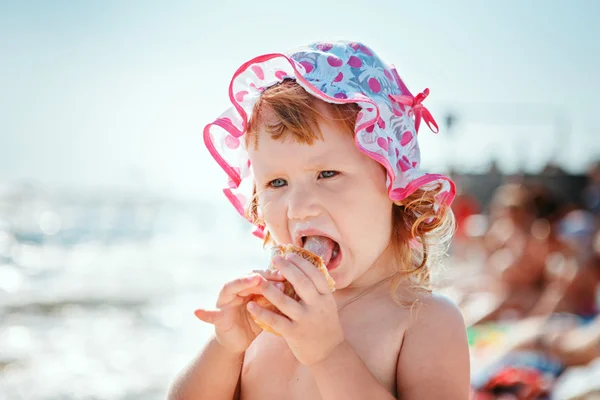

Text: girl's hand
xmin=246 ymin=254 xmax=345 ymax=366
xmin=194 ymin=269 xmax=286 ymax=355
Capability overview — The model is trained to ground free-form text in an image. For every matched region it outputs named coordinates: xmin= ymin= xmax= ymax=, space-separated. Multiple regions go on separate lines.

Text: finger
xmin=238 ymin=281 xmax=286 ymax=297
xmin=272 ymin=256 xmax=319 ymax=302
xmin=217 ymin=274 xmax=264 ymax=306
xmin=247 ymin=301 xmax=292 ymax=335
xmin=251 ymin=269 xmax=286 ymax=281
xmin=237 ymin=286 xmax=265 ymax=297
xmin=257 ymin=281 xmax=303 ymax=320
xmin=194 ymin=308 xmax=223 ymax=324
xmin=286 ymin=253 xmax=331 ymax=295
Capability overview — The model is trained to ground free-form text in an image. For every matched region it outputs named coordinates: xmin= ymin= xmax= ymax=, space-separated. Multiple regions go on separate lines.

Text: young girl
xmin=169 ymin=40 xmax=470 ymax=399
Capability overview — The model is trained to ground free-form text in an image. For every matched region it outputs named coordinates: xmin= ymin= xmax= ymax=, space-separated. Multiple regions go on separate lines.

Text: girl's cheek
xmin=259 ymin=192 xmax=280 ymax=214
xmin=260 ymin=197 xmax=285 ymax=228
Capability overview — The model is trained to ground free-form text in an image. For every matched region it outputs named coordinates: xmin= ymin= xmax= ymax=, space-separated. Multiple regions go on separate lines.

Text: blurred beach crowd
xmin=448 ymin=162 xmax=600 ymax=399
xmin=1 ymin=161 xmax=600 ymax=399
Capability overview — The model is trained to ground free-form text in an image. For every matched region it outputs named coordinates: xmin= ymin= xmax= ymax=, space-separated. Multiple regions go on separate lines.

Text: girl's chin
xmin=329 ymin=271 xmax=350 ymax=290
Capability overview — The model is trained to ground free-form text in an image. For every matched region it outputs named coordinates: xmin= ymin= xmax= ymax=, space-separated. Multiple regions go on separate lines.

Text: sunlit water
xmin=0 ymin=198 xmax=270 ymax=400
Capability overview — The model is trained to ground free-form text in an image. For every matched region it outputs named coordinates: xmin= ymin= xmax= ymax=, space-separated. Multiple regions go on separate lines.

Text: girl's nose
xmin=286 ymin=186 xmax=321 ymax=221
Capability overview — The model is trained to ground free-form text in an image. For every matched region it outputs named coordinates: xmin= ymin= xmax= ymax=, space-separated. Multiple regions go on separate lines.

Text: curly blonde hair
xmin=244 ymin=80 xmax=455 ymax=295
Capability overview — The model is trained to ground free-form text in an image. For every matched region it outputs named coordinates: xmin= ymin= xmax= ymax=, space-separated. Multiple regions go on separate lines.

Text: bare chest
xmin=240 ymin=300 xmax=406 ymax=400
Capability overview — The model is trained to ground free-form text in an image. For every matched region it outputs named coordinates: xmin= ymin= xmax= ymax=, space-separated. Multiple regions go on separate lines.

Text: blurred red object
xmin=474 ymin=366 xmax=551 ymax=400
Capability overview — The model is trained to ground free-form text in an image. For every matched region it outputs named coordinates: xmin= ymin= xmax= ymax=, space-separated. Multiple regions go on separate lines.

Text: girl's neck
xmin=336 ymin=245 xmax=399 ymax=296
xmin=335 ymin=274 xmax=394 ymax=311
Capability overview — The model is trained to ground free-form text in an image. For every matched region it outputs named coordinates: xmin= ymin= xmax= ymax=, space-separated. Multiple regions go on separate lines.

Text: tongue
xmin=303 ymin=236 xmax=335 ymax=265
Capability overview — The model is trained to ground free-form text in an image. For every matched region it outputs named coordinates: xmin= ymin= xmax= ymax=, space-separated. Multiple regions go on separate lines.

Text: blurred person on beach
xmin=531 ymin=215 xmax=600 ymax=366
xmin=468 ymin=186 xmax=600 ymax=399
xmin=470 ymin=226 xmax=600 ymax=399
xmin=467 ymin=183 xmax=573 ymax=323
xmin=168 ymin=41 xmax=470 ymax=399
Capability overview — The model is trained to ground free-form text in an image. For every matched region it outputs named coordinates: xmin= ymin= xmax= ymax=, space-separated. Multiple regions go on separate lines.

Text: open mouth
xmin=301 ymin=236 xmax=342 ymax=270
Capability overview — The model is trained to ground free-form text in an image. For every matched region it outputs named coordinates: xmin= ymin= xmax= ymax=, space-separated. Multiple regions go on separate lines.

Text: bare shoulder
xmin=399 ymin=291 xmax=468 ymax=355
xmin=409 ymin=291 xmax=467 ymax=330
xmin=390 ymin=285 xmax=466 ymax=329
xmin=396 ymin=291 xmax=471 ymax=399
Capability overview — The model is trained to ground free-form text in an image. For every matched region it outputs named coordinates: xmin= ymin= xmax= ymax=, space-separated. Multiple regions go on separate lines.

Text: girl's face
xmin=248 ymin=101 xmax=397 ymax=289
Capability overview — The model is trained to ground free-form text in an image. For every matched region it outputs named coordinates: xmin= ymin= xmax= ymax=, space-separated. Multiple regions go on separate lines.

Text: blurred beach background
xmin=1 ymin=1 xmax=599 ymax=399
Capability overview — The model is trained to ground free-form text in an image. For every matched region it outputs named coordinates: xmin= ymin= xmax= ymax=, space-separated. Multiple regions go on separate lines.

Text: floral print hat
xmin=204 ymin=40 xmax=456 ymax=238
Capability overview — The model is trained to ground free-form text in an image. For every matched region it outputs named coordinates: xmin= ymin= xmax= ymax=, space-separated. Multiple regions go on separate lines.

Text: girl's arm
xmin=395 ymin=294 xmax=471 ymax=399
xmin=167 ymin=336 xmax=244 ymax=400
xmin=169 ymin=271 xmax=284 ymax=399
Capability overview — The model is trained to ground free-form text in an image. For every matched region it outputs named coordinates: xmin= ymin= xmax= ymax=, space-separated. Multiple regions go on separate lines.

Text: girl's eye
xmin=269 ymin=178 xmax=287 ymax=188
xmin=319 ymin=170 xmax=339 ymax=179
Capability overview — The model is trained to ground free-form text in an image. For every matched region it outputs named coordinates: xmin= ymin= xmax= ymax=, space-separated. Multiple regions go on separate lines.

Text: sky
xmin=1 ymin=0 xmax=599 ymax=201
